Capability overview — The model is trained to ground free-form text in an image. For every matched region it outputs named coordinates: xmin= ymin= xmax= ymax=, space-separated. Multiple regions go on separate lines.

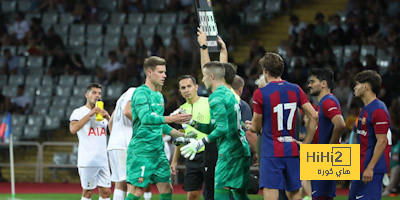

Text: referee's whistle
xmin=95 ymin=100 xmax=104 ymax=121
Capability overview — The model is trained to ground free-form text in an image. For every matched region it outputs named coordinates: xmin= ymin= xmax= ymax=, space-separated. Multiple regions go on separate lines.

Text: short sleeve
xmin=253 ymin=89 xmax=263 ymax=114
xmin=69 ymin=109 xmax=82 ymax=122
xmin=297 ymin=85 xmax=309 ymax=106
xmin=372 ymin=109 xmax=390 ymax=135
xmin=322 ymin=99 xmax=342 ymax=120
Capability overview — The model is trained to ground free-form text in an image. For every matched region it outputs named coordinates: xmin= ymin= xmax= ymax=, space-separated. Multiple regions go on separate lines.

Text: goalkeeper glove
xmin=180 ymin=138 xmax=209 ymax=160
xmin=184 ymin=130 xmax=198 ymax=138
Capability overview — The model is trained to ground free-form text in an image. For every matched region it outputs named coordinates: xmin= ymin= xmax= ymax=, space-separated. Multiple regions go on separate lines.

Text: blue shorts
xmin=259 ymin=157 xmax=301 ymax=192
xmin=349 ymin=173 xmax=384 ymax=200
xmin=311 ymin=180 xmax=336 ymax=198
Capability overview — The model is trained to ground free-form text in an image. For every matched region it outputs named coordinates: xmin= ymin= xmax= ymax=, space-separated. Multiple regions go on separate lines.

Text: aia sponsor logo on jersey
xmin=88 ymin=127 xmax=106 ymax=136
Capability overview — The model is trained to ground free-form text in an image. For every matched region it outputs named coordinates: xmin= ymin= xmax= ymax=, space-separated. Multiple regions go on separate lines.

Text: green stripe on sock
xmin=160 ymin=193 xmax=172 ymax=200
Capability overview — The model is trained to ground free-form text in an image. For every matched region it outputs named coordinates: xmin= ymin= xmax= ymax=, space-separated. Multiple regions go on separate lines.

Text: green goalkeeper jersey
xmin=197 ymin=85 xmax=250 ymax=158
xmin=128 ymin=84 xmax=172 ymax=157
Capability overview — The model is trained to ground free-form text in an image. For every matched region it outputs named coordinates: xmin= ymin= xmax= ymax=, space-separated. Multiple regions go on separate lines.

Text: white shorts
xmin=78 ymin=166 xmax=111 ymax=190
xmin=108 ymin=149 xmax=127 ymax=182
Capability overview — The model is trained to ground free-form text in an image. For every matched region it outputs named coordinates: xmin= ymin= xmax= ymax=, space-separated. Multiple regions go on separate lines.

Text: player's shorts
xmin=311 ymin=180 xmax=336 ymax=198
xmin=126 ymin=153 xmax=171 ymax=188
xmin=78 ymin=166 xmax=111 ymax=190
xmin=260 ymin=157 xmax=301 ymax=192
xmin=184 ymin=152 xmax=204 ymax=191
xmin=214 ymin=156 xmax=250 ymax=189
xmin=108 ymin=149 xmax=127 ymax=182
xmin=349 ymin=173 xmax=384 ymax=200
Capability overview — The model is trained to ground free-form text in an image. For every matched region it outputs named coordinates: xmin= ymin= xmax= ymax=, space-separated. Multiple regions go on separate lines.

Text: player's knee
xmin=100 ymin=188 xmax=111 ymax=198
xmin=187 ymin=191 xmax=201 ymax=200
xmin=83 ymin=189 xmax=93 ymax=198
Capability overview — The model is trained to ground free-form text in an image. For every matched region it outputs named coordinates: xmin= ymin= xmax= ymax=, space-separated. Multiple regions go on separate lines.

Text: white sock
xmin=81 ymin=197 xmax=91 ymax=200
xmin=143 ymin=191 xmax=152 ymax=200
xmin=113 ymin=189 xmax=126 ymax=200
xmin=98 ymin=197 xmax=110 ymax=200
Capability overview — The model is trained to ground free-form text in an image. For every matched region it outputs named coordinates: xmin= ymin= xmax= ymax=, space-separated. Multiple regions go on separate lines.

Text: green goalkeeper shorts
xmin=215 ymin=156 xmax=250 ymax=190
xmin=126 ymin=153 xmax=171 ymax=188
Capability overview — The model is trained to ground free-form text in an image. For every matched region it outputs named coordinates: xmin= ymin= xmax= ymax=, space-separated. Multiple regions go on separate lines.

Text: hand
xmin=170 ymin=162 xmax=178 ymax=175
xmin=173 ymin=114 xmax=192 ymax=124
xmin=89 ymin=107 xmax=103 ymax=116
xmin=197 ymin=27 xmax=207 ymax=46
xmin=217 ymin=36 xmax=226 ymax=51
xmin=174 ymin=137 xmax=186 ymax=146
xmin=245 ymin=120 xmax=252 ymax=131
xmin=294 ymin=138 xmax=303 ymax=145
xmin=181 ymin=138 xmax=205 ymax=160
xmin=100 ymin=109 xmax=110 ymax=119
xmin=362 ymin=168 xmax=374 ymax=184
xmin=185 ymin=131 xmax=197 ymax=138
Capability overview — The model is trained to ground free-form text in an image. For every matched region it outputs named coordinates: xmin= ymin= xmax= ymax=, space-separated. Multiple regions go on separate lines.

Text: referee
xmin=170 ymin=75 xmax=216 ymax=200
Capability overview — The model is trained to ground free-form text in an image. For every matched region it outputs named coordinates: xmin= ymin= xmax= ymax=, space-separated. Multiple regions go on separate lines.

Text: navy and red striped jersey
xmin=312 ymin=94 xmax=342 ymax=144
xmin=253 ymin=80 xmax=309 ymax=157
xmin=356 ymin=98 xmax=392 ymax=173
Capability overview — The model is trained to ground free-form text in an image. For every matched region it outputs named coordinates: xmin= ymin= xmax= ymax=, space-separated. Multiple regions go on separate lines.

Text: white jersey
xmin=69 ymin=106 xmax=108 ymax=167
xmin=107 ymin=87 xmax=136 ymax=150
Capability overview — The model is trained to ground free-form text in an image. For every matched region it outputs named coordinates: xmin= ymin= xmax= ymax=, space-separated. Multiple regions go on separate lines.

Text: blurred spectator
xmin=381 ymin=64 xmax=400 ymax=106
xmin=344 ymin=51 xmax=363 ymax=73
xmin=332 ymin=77 xmax=352 ymax=114
xmin=180 ymin=26 xmax=196 ymax=69
xmin=288 ymin=59 xmax=308 ymax=89
xmin=314 ymin=12 xmax=330 ymax=37
xmin=134 ymin=37 xmax=148 ymax=66
xmin=11 ymin=85 xmax=32 ymax=114
xmin=26 ymin=36 xmax=42 ymax=56
xmin=115 ymin=35 xmax=132 ymax=60
xmin=119 ymin=0 xmax=143 ymax=13
xmin=0 ymin=49 xmax=20 ymax=75
xmin=72 ymin=0 xmax=87 ymax=24
xmin=122 ymin=54 xmax=142 ymax=87
xmin=87 ymin=0 xmax=99 ymax=23
xmin=288 ymin=15 xmax=307 ymax=42
xmin=0 ymin=89 xmax=11 ymax=113
xmin=364 ymin=13 xmax=380 ymax=44
xmin=48 ymin=47 xmax=75 ymax=76
xmin=165 ymin=37 xmax=183 ymax=72
xmin=40 ymin=0 xmax=65 ymax=13
xmin=67 ymin=54 xmax=87 ymax=75
xmin=329 ymin=14 xmax=347 ymax=45
xmin=249 ymin=38 xmax=266 ymax=62
xmin=363 ymin=54 xmax=379 ymax=72
xmin=43 ymin=26 xmax=64 ymax=55
xmin=28 ymin=18 xmax=45 ymax=41
xmin=220 ymin=4 xmax=241 ymax=48
xmin=150 ymin=34 xmax=166 ymax=57
xmin=12 ymin=11 xmax=30 ymax=44
xmin=97 ymin=51 xmax=122 ymax=85
xmin=387 ymin=0 xmax=400 ymax=17
xmin=0 ymin=15 xmax=8 ymax=40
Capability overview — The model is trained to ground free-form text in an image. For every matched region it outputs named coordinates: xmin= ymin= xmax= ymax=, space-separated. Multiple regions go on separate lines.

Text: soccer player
xmin=349 ymin=70 xmax=392 ymax=200
xmin=307 ymin=68 xmax=346 ymax=199
xmin=125 ymin=56 xmax=193 ymax=200
xmin=246 ymin=53 xmax=318 ymax=200
xmin=181 ymin=61 xmax=251 ymax=200
xmin=170 ymin=75 xmax=212 ymax=200
xmin=107 ymin=87 xmax=136 ymax=200
xmin=69 ymin=83 xmax=111 ymax=200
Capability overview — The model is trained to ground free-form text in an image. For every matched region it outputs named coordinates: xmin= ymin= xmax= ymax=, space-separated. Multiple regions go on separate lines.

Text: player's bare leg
xmin=82 ymin=189 xmax=93 ymax=199
xmin=286 ymin=189 xmax=302 ymax=200
xmin=126 ymin=183 xmax=143 ymax=200
xmin=156 ymin=182 xmax=173 ymax=200
xmin=301 ymin=180 xmax=311 ymax=199
xmin=113 ymin=181 xmax=127 ymax=200
xmin=98 ymin=186 xmax=111 ymax=200
xmin=144 ymin=184 xmax=152 ymax=200
xmin=263 ymin=188 xmax=279 ymax=200
xmin=187 ymin=190 xmax=201 ymax=200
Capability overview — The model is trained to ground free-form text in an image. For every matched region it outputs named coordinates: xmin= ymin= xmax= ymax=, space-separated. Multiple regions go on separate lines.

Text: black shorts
xmin=203 ymin=142 xmax=218 ymax=200
xmin=184 ymin=152 xmax=204 ymax=191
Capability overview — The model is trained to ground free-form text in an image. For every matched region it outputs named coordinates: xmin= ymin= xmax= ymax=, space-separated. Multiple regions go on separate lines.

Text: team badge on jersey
xmin=361 ymin=117 xmax=366 ymax=125
xmin=138 ymin=177 xmax=144 ymax=183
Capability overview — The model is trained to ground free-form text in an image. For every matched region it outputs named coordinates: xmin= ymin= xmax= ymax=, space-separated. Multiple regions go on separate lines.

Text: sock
xmin=113 ymin=189 xmax=126 ymax=200
xmin=159 ymin=193 xmax=172 ymax=200
xmin=231 ymin=188 xmax=249 ymax=200
xmin=81 ymin=197 xmax=91 ymax=200
xmin=214 ymin=188 xmax=231 ymax=200
xmin=144 ymin=191 xmax=152 ymax=200
xmin=125 ymin=193 xmax=140 ymax=200
xmin=98 ymin=197 xmax=110 ymax=200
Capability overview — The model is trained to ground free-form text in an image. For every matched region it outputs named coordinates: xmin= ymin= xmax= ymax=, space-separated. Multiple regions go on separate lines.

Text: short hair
xmin=108 ymin=50 xmax=117 ymax=57
xmin=203 ymin=61 xmax=225 ymax=80
xmin=222 ymin=63 xmax=237 ymax=85
xmin=143 ymin=56 xmax=166 ymax=71
xmin=310 ymin=68 xmax=334 ymax=89
xmin=232 ymin=75 xmax=244 ymax=90
xmin=86 ymin=83 xmax=102 ymax=93
xmin=354 ymin=70 xmax=382 ymax=95
xmin=178 ymin=75 xmax=197 ymax=86
xmin=259 ymin=52 xmax=284 ymax=78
